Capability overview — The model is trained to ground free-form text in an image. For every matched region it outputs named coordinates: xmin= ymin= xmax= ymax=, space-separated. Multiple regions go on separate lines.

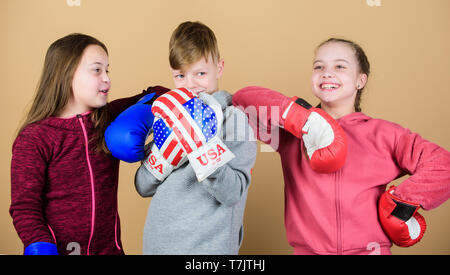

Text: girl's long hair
xmin=17 ymin=33 xmax=111 ymax=154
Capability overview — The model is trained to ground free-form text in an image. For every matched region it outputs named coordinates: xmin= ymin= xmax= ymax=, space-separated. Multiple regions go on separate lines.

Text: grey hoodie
xmin=134 ymin=90 xmax=257 ymax=255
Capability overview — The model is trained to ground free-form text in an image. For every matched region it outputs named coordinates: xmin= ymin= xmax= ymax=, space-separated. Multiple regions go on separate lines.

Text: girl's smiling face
xmin=311 ymin=42 xmax=367 ymax=112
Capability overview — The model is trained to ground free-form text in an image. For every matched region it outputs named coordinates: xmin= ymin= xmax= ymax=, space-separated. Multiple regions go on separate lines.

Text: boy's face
xmin=170 ymin=54 xmax=224 ymax=95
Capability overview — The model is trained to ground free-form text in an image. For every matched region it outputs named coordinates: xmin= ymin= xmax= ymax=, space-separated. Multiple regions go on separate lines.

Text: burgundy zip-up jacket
xmin=10 ymin=86 xmax=169 ymax=255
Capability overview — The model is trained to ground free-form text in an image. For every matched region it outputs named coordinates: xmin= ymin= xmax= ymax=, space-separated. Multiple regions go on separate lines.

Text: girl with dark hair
xmin=10 ymin=33 xmax=168 ymax=255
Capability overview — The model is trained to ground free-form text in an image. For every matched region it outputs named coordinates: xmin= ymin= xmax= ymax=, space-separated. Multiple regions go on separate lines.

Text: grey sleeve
xmin=134 ymin=164 xmax=162 ymax=197
xmin=199 ymin=107 xmax=257 ymax=207
xmin=134 ymin=141 xmax=162 ymax=197
xmin=199 ymin=140 xmax=257 ymax=207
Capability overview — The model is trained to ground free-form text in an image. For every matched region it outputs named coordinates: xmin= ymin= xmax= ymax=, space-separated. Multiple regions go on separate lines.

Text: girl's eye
xmin=336 ymin=65 xmax=346 ymax=70
xmin=175 ymin=74 xmax=184 ymax=79
xmin=197 ymin=72 xmax=206 ymax=77
xmin=313 ymin=65 xmax=323 ymax=70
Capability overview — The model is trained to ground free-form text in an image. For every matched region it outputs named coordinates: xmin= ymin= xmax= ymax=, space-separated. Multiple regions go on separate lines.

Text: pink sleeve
xmin=393 ymin=128 xmax=450 ymax=210
xmin=232 ymin=86 xmax=291 ymax=150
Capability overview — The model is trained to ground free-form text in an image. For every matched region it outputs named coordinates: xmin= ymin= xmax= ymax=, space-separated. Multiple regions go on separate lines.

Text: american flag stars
xmin=153 ymin=118 xmax=172 ymax=150
xmin=183 ymin=97 xmax=217 ymax=142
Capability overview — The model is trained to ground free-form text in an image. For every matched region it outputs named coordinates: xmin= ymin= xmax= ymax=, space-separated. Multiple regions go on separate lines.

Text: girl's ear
xmin=357 ymin=73 xmax=368 ymax=90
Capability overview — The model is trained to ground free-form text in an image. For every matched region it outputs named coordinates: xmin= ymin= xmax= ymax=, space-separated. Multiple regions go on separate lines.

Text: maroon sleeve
xmin=393 ymin=128 xmax=450 ymax=210
xmin=108 ymin=86 xmax=169 ymax=119
xmin=10 ymin=127 xmax=55 ymax=248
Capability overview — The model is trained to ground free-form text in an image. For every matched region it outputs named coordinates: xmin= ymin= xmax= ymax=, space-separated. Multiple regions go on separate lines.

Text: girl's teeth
xmin=321 ymin=84 xmax=339 ymax=89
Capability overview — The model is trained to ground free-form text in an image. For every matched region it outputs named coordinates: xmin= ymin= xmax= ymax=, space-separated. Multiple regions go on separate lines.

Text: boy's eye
xmin=197 ymin=72 xmax=206 ymax=77
xmin=313 ymin=65 xmax=323 ymax=70
xmin=336 ymin=65 xmax=346 ymax=70
xmin=175 ymin=74 xmax=184 ymax=79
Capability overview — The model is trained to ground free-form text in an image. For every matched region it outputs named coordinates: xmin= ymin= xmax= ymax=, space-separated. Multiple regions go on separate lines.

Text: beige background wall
xmin=1 ymin=0 xmax=449 ymax=255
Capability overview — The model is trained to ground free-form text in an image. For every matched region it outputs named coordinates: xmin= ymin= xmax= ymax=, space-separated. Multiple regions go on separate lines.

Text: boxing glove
xmin=281 ymin=97 xmax=347 ymax=173
xmin=151 ymin=88 xmax=235 ymax=182
xmin=105 ymin=93 xmax=157 ymax=163
xmin=143 ymin=117 xmax=187 ymax=181
xmin=378 ymin=185 xmax=427 ymax=247
xmin=24 ymin=242 xmax=58 ymax=255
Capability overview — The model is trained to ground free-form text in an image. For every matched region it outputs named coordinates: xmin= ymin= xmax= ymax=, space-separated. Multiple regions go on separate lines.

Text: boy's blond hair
xmin=169 ymin=21 xmax=220 ymax=71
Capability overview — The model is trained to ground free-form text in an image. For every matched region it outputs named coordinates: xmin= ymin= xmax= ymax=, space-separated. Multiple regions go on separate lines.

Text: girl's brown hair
xmin=317 ymin=38 xmax=370 ymax=112
xmin=17 ymin=33 xmax=111 ymax=154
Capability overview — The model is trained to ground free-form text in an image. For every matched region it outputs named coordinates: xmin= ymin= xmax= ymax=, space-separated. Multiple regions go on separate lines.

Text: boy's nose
xmin=185 ymin=76 xmax=196 ymax=90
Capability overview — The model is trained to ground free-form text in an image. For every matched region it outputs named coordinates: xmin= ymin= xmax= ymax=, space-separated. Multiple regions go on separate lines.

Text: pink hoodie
xmin=233 ymin=86 xmax=450 ymax=255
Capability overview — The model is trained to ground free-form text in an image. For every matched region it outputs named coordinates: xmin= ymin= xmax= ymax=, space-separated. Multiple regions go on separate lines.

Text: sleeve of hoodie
xmin=134 ymin=141 xmax=162 ymax=198
xmin=108 ymin=85 xmax=169 ymax=118
xmin=232 ymin=86 xmax=291 ymax=151
xmin=198 ymin=91 xmax=257 ymax=207
xmin=392 ymin=125 xmax=450 ymax=210
xmin=10 ymin=127 xmax=56 ymax=248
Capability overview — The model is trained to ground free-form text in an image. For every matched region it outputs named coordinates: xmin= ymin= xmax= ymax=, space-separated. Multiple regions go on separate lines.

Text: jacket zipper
xmin=335 ymin=169 xmax=343 ymax=255
xmin=48 ymin=224 xmax=57 ymax=243
xmin=115 ymin=211 xmax=121 ymax=251
xmin=77 ymin=114 xmax=96 ymax=255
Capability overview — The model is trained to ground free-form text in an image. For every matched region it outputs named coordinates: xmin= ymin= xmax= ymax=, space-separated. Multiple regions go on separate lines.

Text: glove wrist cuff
xmin=187 ymin=136 xmax=235 ymax=182
xmin=386 ymin=186 xmax=421 ymax=221
xmin=143 ymin=145 xmax=173 ymax=181
xmin=282 ymin=97 xmax=311 ymax=137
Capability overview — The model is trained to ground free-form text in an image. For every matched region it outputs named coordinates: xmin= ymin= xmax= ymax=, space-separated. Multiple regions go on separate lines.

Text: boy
xmin=134 ymin=21 xmax=257 ymax=254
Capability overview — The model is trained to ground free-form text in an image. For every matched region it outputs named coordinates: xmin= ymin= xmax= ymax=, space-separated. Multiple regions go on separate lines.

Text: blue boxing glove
xmin=105 ymin=93 xmax=157 ymax=163
xmin=24 ymin=242 xmax=58 ymax=255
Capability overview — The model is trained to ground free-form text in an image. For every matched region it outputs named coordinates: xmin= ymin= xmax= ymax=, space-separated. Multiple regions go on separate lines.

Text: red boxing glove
xmin=378 ymin=186 xmax=427 ymax=247
xmin=282 ymin=97 xmax=347 ymax=173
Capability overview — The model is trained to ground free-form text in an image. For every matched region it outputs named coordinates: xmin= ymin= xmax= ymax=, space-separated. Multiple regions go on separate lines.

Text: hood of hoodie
xmin=337 ymin=112 xmax=371 ymax=125
xmin=37 ymin=111 xmax=94 ymax=131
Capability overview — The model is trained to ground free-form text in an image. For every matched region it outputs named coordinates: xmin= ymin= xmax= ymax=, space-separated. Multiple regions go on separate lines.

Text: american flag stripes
xmin=151 ymin=88 xmax=235 ymax=182
xmin=152 ymin=88 xmax=218 ymax=154
xmin=153 ymin=118 xmax=184 ymax=166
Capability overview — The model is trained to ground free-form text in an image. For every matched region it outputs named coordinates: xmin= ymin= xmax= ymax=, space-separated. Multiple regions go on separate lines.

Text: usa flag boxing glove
xmin=143 ymin=117 xmax=187 ymax=181
xmin=151 ymin=88 xmax=235 ymax=182
xmin=378 ymin=186 xmax=427 ymax=247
